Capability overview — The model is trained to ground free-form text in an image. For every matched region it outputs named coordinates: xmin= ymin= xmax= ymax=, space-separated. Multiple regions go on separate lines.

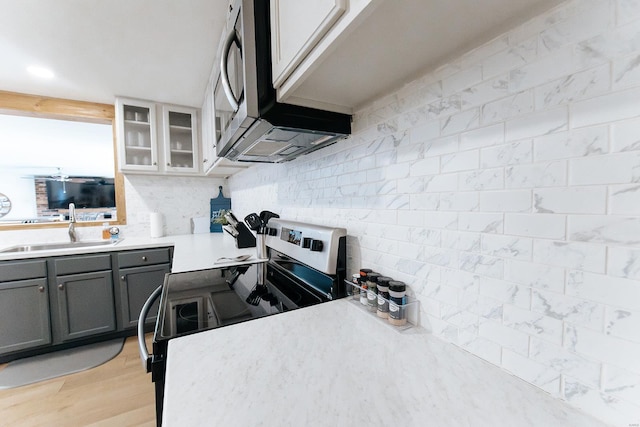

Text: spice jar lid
xmin=388 ymin=281 xmax=406 ymax=292
xmin=359 ymin=268 xmax=373 ymax=277
xmin=377 ymin=276 xmax=393 ymax=288
xmin=366 ymin=272 xmax=381 ymax=283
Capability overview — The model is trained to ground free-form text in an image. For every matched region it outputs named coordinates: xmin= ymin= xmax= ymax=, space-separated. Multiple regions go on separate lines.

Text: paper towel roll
xmin=150 ymin=212 xmax=164 ymax=238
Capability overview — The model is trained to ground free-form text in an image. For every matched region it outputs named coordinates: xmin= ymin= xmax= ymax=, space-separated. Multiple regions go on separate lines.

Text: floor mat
xmin=0 ymin=338 xmax=124 ymax=389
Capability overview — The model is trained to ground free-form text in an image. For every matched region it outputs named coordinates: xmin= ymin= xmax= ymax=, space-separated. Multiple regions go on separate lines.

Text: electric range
xmin=138 ymin=219 xmax=347 ymax=426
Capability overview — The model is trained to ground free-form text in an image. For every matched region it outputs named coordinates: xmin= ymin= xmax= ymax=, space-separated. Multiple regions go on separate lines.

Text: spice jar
xmin=388 ymin=281 xmax=407 ymax=326
xmin=376 ymin=276 xmax=392 ymax=318
xmin=350 ymin=273 xmax=360 ymax=298
xmin=359 ymin=269 xmax=373 ymax=305
xmin=366 ymin=273 xmax=380 ymax=312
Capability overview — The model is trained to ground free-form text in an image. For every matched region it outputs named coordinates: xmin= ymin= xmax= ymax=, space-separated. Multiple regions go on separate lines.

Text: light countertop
xmin=0 ymin=233 xmax=265 ymax=271
xmin=162 ymin=299 xmax=607 ymax=427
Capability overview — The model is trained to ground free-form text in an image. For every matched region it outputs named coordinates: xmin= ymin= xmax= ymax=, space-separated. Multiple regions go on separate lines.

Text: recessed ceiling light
xmin=27 ymin=66 xmax=55 ymax=79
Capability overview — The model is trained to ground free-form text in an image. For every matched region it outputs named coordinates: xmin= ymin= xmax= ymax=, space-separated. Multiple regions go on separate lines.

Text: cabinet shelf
xmin=125 ymin=145 xmax=152 ymax=151
xmin=124 ymin=119 xmax=150 ymax=126
xmin=169 ymin=125 xmax=192 ymax=131
xmin=170 ymin=149 xmax=194 ymax=155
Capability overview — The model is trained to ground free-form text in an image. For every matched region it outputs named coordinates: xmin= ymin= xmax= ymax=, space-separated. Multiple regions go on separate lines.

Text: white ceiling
xmin=0 ymin=0 xmax=227 ymax=108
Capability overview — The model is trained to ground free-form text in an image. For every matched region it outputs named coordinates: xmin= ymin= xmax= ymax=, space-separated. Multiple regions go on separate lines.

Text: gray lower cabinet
xmin=116 ymin=247 xmax=172 ymax=329
xmin=49 ymin=254 xmax=116 ymax=343
xmin=0 ymin=259 xmax=51 ymax=354
xmin=0 ymin=245 xmax=173 ymax=361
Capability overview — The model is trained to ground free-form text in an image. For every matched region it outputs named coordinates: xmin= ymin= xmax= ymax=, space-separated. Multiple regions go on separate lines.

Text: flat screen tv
xmin=46 ymin=178 xmax=115 ymax=209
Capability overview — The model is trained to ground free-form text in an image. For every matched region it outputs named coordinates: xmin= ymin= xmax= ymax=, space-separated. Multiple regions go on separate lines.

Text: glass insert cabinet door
xmin=162 ymin=105 xmax=199 ymax=173
xmin=116 ymin=98 xmax=199 ymax=175
xmin=116 ymin=98 xmax=159 ymax=172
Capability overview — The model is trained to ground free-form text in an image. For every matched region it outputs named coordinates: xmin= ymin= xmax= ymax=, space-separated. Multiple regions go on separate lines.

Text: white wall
xmin=229 ymin=0 xmax=640 ymax=424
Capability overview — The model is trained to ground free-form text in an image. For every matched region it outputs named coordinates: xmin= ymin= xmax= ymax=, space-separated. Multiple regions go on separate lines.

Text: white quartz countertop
xmin=0 ymin=233 xmax=265 ymax=271
xmin=163 ymin=299 xmax=607 ymax=427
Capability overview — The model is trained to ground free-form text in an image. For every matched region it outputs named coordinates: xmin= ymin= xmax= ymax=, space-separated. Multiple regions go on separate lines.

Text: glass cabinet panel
xmin=162 ymin=106 xmax=198 ymax=174
xmin=117 ymin=99 xmax=159 ymax=172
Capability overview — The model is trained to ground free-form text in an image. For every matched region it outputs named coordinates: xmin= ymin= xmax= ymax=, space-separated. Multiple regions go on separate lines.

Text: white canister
xmin=150 ymin=212 xmax=164 ymax=238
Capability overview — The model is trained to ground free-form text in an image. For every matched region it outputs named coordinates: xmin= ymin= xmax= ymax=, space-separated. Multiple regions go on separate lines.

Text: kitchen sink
xmin=0 ymin=239 xmax=122 ymax=253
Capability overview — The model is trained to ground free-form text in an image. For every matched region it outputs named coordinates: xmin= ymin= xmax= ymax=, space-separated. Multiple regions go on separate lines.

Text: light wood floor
xmin=0 ymin=335 xmax=156 ymax=427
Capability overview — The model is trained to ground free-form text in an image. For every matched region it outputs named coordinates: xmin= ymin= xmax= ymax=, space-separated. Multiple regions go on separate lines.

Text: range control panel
xmin=265 ymin=219 xmax=346 ymax=274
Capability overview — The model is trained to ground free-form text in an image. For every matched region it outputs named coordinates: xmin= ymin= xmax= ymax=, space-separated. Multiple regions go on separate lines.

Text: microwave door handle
xmin=220 ymin=30 xmax=240 ymax=112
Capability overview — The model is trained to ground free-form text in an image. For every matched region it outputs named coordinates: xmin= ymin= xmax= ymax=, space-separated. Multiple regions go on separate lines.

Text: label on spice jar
xmin=377 ymin=294 xmax=389 ymax=312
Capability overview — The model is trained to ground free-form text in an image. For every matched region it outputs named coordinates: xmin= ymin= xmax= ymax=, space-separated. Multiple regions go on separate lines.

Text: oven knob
xmin=268 ymin=227 xmax=277 ymax=236
xmin=310 ymin=240 xmax=323 ymax=252
xmin=302 ymin=237 xmax=312 ymax=248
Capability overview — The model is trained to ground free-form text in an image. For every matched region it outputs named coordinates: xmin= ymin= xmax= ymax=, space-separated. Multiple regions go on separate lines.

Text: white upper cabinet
xmin=116 ymin=98 xmax=159 ymax=173
xmin=270 ymin=0 xmax=378 ymax=114
xmin=201 ymin=78 xmax=216 ymax=173
xmin=116 ymin=97 xmax=199 ymax=175
xmin=270 ymin=0 xmax=563 ymax=115
xmin=161 ymin=105 xmax=199 ymax=174
xmin=270 ymin=0 xmax=346 ymax=88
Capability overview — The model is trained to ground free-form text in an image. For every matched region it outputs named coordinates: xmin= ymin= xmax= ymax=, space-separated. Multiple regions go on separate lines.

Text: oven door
xmin=215 ymin=0 xmax=259 ymax=158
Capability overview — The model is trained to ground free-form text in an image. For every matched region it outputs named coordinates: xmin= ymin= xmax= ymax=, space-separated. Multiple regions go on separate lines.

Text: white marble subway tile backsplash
xmin=230 ymin=0 xmax=640 ymax=423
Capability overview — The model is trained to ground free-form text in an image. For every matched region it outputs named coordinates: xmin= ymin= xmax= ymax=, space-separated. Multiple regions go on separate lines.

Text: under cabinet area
xmin=0 ymin=260 xmax=51 ymax=354
xmin=116 ymin=247 xmax=172 ymax=329
xmin=116 ymin=97 xmax=199 ymax=175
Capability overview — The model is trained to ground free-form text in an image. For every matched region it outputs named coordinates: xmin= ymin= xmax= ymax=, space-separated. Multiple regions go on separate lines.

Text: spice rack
xmin=343 ymin=280 xmax=420 ymax=331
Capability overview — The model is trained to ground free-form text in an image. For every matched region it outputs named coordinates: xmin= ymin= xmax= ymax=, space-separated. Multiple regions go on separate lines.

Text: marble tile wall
xmin=229 ymin=0 xmax=640 ymax=424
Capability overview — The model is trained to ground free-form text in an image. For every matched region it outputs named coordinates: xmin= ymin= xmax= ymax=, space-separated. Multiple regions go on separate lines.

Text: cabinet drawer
xmin=0 ymin=260 xmax=47 ymax=282
xmin=54 ymin=254 xmax=112 ymax=275
xmin=118 ymin=248 xmax=171 ymax=268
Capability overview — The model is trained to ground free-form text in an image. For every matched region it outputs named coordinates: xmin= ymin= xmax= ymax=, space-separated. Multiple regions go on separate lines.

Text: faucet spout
xmin=68 ymin=203 xmax=77 ymax=242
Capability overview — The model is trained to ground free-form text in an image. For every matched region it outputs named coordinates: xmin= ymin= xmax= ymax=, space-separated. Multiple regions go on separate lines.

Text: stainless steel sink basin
xmin=0 ymin=239 xmax=122 ymax=253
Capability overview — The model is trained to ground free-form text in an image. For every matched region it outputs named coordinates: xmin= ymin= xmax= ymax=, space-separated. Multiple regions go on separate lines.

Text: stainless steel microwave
xmin=213 ymin=0 xmax=352 ymax=163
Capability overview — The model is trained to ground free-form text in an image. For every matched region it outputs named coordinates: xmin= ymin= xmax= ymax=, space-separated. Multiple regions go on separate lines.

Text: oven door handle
xmin=220 ymin=29 xmax=240 ymax=112
xmin=138 ymin=285 xmax=163 ymax=373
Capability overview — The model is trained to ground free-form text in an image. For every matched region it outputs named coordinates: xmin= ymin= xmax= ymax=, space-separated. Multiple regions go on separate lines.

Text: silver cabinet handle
xmin=38 ymin=286 xmax=45 ymax=293
xmin=142 ymin=256 xmax=148 ymax=261
xmin=58 ymin=284 xmax=64 ymax=291
xmin=121 ymin=275 xmax=126 ymax=281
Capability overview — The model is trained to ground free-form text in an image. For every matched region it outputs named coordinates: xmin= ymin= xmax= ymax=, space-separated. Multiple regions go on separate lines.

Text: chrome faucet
xmin=68 ymin=203 xmax=77 ymax=242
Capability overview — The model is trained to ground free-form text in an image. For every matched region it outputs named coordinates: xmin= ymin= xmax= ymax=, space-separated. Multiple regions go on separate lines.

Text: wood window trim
xmin=0 ymin=90 xmax=127 ymax=230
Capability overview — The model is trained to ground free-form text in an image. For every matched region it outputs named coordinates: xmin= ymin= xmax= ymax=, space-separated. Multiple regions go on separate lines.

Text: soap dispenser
xmin=102 ymin=222 xmax=110 ymax=240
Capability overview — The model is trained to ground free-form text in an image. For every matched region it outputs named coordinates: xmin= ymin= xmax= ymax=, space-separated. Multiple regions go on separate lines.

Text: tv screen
xmin=46 ymin=178 xmax=115 ymax=209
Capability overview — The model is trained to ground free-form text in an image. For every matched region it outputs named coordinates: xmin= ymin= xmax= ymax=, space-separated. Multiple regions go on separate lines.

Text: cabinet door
xmin=201 ymin=78 xmax=216 ymax=173
xmin=0 ymin=278 xmax=51 ymax=354
xmin=270 ymin=0 xmax=346 ymax=87
xmin=53 ymin=271 xmax=116 ymax=342
xmin=119 ymin=264 xmax=170 ymax=329
xmin=116 ymin=98 xmax=159 ymax=172
xmin=162 ymin=105 xmax=199 ymax=174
